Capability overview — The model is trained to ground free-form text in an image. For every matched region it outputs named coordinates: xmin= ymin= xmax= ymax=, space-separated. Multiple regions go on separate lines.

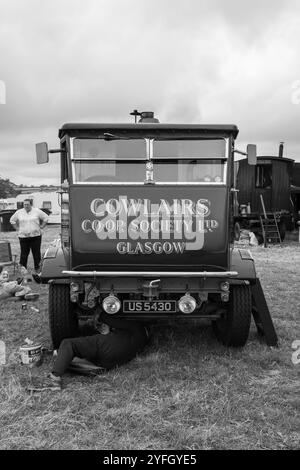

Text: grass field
xmin=0 ymin=226 xmax=299 ymax=450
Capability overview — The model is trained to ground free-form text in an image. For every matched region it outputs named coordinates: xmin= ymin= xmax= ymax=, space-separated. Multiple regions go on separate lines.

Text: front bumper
xmin=62 ymin=270 xmax=238 ymax=278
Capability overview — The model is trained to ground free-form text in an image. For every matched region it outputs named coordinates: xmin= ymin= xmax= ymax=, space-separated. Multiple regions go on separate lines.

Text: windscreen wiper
xmin=103 ymin=133 xmax=131 ymax=141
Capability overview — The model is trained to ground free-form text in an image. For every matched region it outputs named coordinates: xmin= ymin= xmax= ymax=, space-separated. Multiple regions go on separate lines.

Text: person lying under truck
xmin=29 ymin=311 xmax=150 ymax=391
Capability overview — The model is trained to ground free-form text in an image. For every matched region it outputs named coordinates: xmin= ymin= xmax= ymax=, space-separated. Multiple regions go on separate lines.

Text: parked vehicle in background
xmin=235 ymin=143 xmax=298 ymax=242
xmin=0 ymin=191 xmax=61 ymax=227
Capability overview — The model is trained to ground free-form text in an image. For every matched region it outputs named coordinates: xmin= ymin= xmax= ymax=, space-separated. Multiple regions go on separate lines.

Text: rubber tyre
xmin=234 ymin=222 xmax=241 ymax=241
xmin=212 ymin=284 xmax=252 ymax=347
xmin=48 ymin=283 xmax=78 ymax=349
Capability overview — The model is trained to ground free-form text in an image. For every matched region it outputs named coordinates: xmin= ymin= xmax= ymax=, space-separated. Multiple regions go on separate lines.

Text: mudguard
xmin=40 ymin=238 xmax=68 ymax=283
xmin=230 ymin=248 xmax=256 ymax=282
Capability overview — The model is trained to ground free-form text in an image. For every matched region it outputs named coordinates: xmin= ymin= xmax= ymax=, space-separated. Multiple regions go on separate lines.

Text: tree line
xmin=0 ymin=177 xmax=20 ymax=198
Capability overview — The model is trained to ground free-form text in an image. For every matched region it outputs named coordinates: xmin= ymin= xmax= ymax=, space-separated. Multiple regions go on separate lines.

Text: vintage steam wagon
xmin=235 ymin=143 xmax=296 ymax=243
xmin=35 ymin=111 xmax=278 ymax=349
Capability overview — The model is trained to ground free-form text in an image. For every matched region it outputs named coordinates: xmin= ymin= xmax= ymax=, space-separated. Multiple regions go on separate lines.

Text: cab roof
xmin=59 ymin=123 xmax=239 ymax=139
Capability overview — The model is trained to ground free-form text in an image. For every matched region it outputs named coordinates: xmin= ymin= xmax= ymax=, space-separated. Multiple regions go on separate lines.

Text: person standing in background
xmin=10 ymin=198 xmax=48 ymax=275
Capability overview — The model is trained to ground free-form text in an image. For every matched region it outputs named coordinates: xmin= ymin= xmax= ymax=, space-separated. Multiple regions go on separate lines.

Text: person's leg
xmin=30 ymin=236 xmax=42 ymax=271
xmin=52 ymin=335 xmax=100 ymax=377
xmin=27 ymin=335 xmax=104 ymax=392
xmin=19 ymin=237 xmax=30 ymax=269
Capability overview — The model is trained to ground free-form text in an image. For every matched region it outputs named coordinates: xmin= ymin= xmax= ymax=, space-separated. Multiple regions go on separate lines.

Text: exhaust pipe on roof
xmin=138 ymin=111 xmax=160 ymax=123
xmin=279 ymin=141 xmax=284 ymax=158
xmin=130 ymin=109 xmax=159 ymax=123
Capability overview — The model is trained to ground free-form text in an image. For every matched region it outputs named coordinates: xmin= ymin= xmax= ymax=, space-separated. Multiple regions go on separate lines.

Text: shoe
xmin=15 ymin=285 xmax=32 ymax=298
xmin=32 ymin=273 xmax=41 ymax=284
xmin=24 ymin=292 xmax=39 ymax=301
xmin=27 ymin=373 xmax=62 ymax=392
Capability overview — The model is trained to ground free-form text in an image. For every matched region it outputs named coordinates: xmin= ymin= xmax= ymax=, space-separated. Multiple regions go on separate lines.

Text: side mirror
xmin=36 ymin=142 xmax=49 ymax=164
xmin=247 ymin=144 xmax=257 ymax=165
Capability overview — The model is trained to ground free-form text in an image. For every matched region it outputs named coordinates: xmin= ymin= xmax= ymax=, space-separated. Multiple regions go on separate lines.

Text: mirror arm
xmin=233 ymin=149 xmax=247 ymax=156
xmin=48 ymin=149 xmax=64 ymax=154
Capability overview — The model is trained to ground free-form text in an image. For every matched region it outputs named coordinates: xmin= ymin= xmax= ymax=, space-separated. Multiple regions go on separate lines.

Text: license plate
xmin=123 ymin=300 xmax=177 ymax=313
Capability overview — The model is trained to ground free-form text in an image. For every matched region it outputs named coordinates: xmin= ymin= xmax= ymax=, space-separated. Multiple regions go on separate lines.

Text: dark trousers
xmin=52 ymin=315 xmax=148 ymax=377
xmin=19 ymin=236 xmax=42 ymax=271
xmin=52 ymin=335 xmax=108 ymax=376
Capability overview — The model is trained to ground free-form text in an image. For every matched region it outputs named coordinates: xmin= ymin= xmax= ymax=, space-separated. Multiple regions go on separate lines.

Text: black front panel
xmin=70 ymin=185 xmax=229 ymax=271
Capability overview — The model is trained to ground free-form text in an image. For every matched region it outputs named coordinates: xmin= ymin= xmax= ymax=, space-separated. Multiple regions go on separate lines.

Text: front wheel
xmin=212 ymin=284 xmax=252 ymax=347
xmin=48 ymin=283 xmax=78 ymax=349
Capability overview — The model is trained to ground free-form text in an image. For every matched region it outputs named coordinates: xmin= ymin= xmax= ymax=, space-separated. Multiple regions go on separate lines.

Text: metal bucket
xmin=19 ymin=343 xmax=42 ymax=366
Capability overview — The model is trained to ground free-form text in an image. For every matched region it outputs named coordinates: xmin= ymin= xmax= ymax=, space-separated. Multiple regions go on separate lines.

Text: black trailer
xmin=235 ymin=154 xmax=295 ymax=240
xmin=291 ymin=162 xmax=300 ymax=222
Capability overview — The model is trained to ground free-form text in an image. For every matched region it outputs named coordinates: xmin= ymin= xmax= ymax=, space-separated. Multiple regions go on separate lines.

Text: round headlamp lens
xmin=102 ymin=295 xmax=121 ymax=314
xmin=178 ymin=294 xmax=196 ymax=314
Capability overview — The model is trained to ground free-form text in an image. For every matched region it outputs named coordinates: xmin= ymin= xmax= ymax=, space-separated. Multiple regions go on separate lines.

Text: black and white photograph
xmin=0 ymin=0 xmax=299 ymax=454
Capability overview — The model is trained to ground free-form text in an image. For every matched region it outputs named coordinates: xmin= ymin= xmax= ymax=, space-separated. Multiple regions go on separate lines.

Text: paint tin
xmin=19 ymin=343 xmax=42 ymax=366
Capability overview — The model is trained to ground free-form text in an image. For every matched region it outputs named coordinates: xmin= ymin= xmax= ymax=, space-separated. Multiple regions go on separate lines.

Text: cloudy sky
xmin=0 ymin=0 xmax=300 ymax=185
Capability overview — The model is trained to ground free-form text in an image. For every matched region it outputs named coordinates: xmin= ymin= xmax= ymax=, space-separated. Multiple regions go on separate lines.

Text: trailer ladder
xmin=259 ymin=195 xmax=282 ymax=247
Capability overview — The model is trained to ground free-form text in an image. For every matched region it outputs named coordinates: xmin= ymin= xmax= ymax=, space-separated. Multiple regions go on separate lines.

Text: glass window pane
xmin=153 ymin=139 xmax=226 ymax=159
xmin=255 ymin=164 xmax=272 ymax=188
xmin=42 ymin=201 xmax=52 ymax=209
xmin=154 ymin=159 xmax=225 ymax=183
xmin=73 ymin=138 xmax=146 ymax=159
xmin=73 ymin=161 xmax=146 ymax=182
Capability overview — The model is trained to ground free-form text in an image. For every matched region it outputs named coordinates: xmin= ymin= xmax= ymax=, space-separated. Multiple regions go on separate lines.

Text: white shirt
xmin=10 ymin=207 xmax=48 ymax=238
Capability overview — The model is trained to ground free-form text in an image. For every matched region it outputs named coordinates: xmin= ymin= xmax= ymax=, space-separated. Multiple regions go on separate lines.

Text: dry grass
xmin=0 ymin=227 xmax=299 ymax=450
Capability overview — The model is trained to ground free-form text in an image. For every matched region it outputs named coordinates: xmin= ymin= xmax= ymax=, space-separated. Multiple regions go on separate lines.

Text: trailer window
xmin=42 ymin=201 xmax=52 ymax=210
xmin=255 ymin=164 xmax=272 ymax=189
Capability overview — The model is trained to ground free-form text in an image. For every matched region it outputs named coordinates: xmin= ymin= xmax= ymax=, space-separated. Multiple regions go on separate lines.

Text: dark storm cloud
xmin=0 ymin=0 xmax=300 ymax=184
